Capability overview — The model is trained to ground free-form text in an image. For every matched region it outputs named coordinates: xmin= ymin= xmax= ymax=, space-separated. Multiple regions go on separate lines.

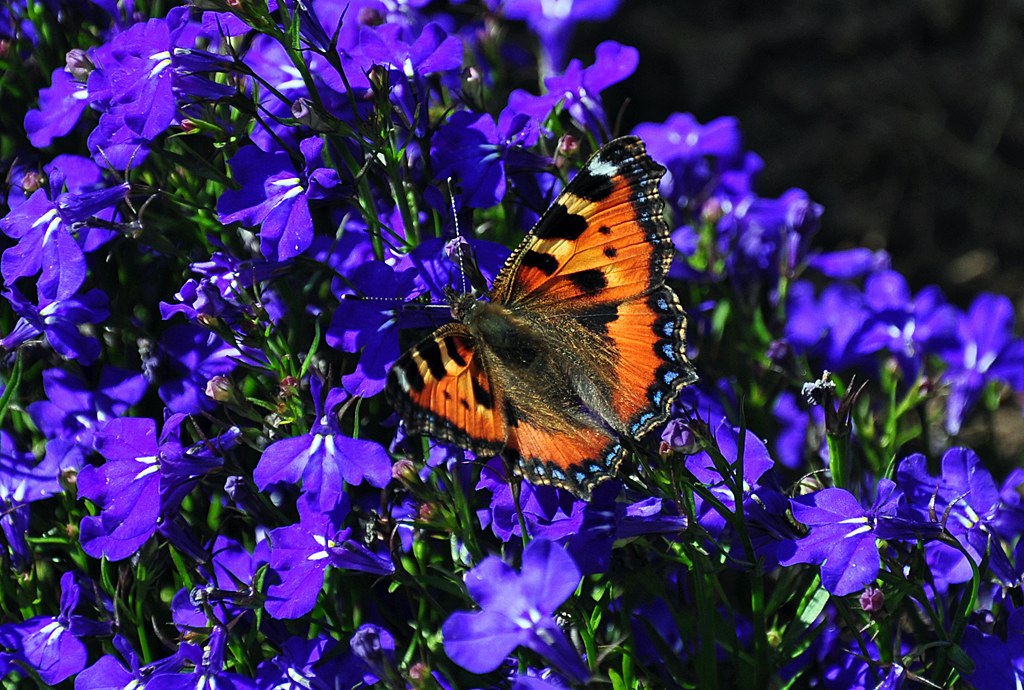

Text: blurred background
xmin=581 ymin=0 xmax=1024 ymax=311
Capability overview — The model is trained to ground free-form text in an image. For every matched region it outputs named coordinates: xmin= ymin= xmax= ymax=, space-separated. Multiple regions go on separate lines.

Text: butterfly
xmin=385 ymin=135 xmax=698 ymax=500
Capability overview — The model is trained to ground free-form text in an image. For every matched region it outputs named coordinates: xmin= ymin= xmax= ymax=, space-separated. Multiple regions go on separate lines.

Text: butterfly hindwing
xmin=507 ymin=421 xmax=625 ymax=501
xmin=493 ymin=136 xmax=673 ymax=308
xmin=385 ymin=323 xmax=507 ymax=457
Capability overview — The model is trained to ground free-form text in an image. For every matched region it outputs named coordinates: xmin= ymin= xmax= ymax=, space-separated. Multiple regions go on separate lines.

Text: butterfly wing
xmin=385 ymin=323 xmax=508 ymax=457
xmin=507 ymin=421 xmax=625 ymax=501
xmin=492 ymin=135 xmax=673 ymax=308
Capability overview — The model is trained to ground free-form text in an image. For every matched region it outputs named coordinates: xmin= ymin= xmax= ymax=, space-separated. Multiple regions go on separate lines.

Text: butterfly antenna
xmin=448 ymin=177 xmax=468 ymax=296
xmin=444 ymin=179 xmax=489 ymax=297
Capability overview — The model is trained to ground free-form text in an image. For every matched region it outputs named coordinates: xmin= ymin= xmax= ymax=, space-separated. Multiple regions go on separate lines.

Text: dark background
xmin=578 ymin=0 xmax=1024 ymax=311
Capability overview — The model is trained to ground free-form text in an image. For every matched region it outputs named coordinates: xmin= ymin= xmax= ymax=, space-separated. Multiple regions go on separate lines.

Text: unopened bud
xmin=558 ymin=134 xmax=579 ymax=156
xmin=65 ymin=49 xmax=94 ymax=80
xmin=408 ymin=663 xmax=429 ymax=685
xmin=357 ymin=6 xmax=383 ymax=25
xmin=205 ymin=375 xmax=234 ymax=403
xmin=368 ymin=64 xmax=388 ymax=91
xmin=859 ymin=587 xmax=884 ymax=613
xmin=701 ymin=197 xmax=724 ymax=224
xmin=21 ymin=171 xmax=45 ymax=195
xmin=660 ymin=418 xmax=700 ymax=455
xmin=291 ymin=97 xmax=332 ymax=132
xmin=279 ymin=376 xmax=299 ymax=398
xmin=392 ymin=458 xmax=421 ymax=487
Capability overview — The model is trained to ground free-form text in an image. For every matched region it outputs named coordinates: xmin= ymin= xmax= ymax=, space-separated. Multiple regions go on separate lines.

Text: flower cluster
xmin=2 ymin=1 xmax=1024 ymax=689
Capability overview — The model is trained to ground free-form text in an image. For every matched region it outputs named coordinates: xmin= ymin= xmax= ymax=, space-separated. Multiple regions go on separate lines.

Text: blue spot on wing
xmin=662 ymin=343 xmax=676 ymax=361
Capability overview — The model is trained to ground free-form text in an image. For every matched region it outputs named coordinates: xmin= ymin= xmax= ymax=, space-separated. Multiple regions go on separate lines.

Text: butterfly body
xmin=387 ymin=136 xmax=698 ymax=499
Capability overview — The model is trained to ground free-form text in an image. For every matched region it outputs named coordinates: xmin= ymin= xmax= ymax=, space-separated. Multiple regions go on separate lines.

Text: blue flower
xmin=961 ymin=607 xmax=1024 ymax=690
xmin=501 ymin=0 xmax=624 ymax=74
xmin=326 ymin=260 xmax=423 ymax=398
xmin=633 ymin=113 xmax=748 ymax=220
xmin=719 ymin=187 xmax=823 ymax=302
xmin=508 ymin=41 xmax=638 ymax=139
xmin=170 ymin=535 xmax=269 ymax=631
xmin=1 ymin=189 xmax=87 ymax=300
xmin=218 ymin=138 xmax=342 ymax=261
xmin=898 ymin=448 xmax=1020 ymax=586
xmin=353 ymin=21 xmax=463 ymax=136
xmin=807 ymin=248 xmax=891 ymax=280
xmin=264 ymin=496 xmax=394 ymax=619
xmin=941 ymin=292 xmax=1024 ymax=435
xmin=3 ymin=573 xmax=110 ymax=685
xmin=431 ymin=108 xmax=539 ymax=208
xmin=0 ymin=430 xmax=64 ymax=569
xmin=24 ymin=66 xmax=91 ymax=148
xmin=26 ymin=365 xmax=147 ymax=452
xmin=779 ymin=480 xmax=935 ymax=596
xmin=160 ymin=250 xmax=291 ymax=326
xmin=83 ymin=8 xmax=233 ymax=169
xmin=850 ymin=270 xmax=958 ymax=380
xmin=254 ymin=377 xmax=392 ymax=513
xmin=566 ymin=487 xmax=688 ymax=575
xmin=78 ymin=415 xmax=226 ymax=561
xmin=785 ymin=279 xmax=870 ymax=372
xmin=442 ymin=539 xmax=590 ymax=682
xmin=75 ymin=634 xmax=195 ymax=689
xmin=254 ymin=635 xmax=371 ymax=690
xmin=1 ymin=287 xmax=110 ymax=365
xmin=476 ymin=457 xmax=585 ymax=542
xmin=153 ymin=323 xmax=243 ymax=414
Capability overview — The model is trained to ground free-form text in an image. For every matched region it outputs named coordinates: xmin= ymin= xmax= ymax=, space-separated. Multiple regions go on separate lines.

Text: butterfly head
xmin=445 ymin=286 xmax=483 ymax=322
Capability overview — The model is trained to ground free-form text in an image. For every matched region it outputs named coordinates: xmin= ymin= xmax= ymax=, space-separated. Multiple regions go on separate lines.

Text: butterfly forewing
xmin=604 ymin=287 xmax=700 ymax=437
xmin=385 ymin=323 xmax=508 ymax=457
xmin=492 ymin=136 xmax=673 ymax=309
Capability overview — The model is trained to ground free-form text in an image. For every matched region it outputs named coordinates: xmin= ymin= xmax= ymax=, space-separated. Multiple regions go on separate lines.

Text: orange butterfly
xmin=385 ymin=136 xmax=698 ymax=500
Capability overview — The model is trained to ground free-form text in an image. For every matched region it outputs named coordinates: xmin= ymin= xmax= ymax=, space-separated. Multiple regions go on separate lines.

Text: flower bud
xmin=351 ymin=624 xmax=394 ymax=675
xmin=859 ymin=587 xmax=884 ymax=613
xmin=660 ymin=418 xmax=700 ymax=455
xmin=392 ymin=458 xmax=418 ymax=482
xmin=701 ymin=197 xmax=724 ymax=224
xmin=205 ymin=375 xmax=234 ymax=403
xmin=558 ymin=133 xmax=579 ymax=156
xmin=291 ymin=97 xmax=332 ymax=132
xmin=278 ymin=375 xmax=299 ymax=398
xmin=21 ymin=171 xmax=45 ymax=195
xmin=357 ymin=6 xmax=383 ymax=26
xmin=65 ymin=48 xmax=94 ymax=80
